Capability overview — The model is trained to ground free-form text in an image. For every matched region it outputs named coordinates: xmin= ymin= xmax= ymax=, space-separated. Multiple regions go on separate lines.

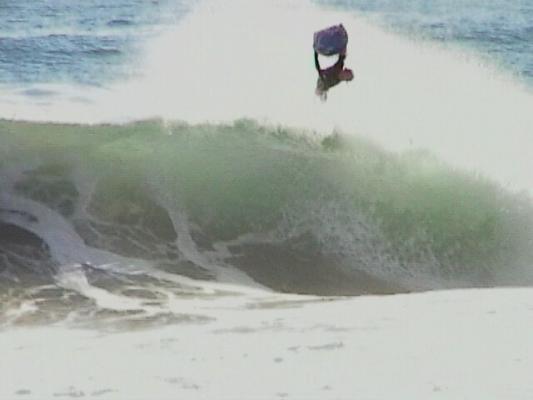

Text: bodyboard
xmin=313 ymin=24 xmax=348 ymax=56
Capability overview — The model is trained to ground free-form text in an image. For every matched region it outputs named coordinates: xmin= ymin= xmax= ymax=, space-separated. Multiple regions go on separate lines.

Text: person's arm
xmin=314 ymin=51 xmax=321 ymax=73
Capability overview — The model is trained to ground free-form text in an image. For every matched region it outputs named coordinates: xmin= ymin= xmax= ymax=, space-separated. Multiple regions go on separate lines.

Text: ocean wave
xmin=1 ymin=118 xmax=532 ymax=298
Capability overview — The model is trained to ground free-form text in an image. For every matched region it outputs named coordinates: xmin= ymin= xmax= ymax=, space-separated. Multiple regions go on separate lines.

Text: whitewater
xmin=1 ymin=0 xmax=533 ymax=398
xmin=3 ymin=0 xmax=533 ymax=191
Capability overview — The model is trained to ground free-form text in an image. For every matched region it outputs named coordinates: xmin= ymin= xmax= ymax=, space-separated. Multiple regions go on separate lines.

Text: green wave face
xmin=1 ymin=118 xmax=532 ymax=293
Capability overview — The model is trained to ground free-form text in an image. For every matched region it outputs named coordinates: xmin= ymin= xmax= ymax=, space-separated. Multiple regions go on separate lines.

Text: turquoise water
xmin=1 ymin=119 xmax=532 ymax=296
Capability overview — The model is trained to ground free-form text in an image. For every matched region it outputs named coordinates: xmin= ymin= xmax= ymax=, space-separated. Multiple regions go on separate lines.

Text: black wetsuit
xmin=314 ymin=51 xmax=345 ymax=93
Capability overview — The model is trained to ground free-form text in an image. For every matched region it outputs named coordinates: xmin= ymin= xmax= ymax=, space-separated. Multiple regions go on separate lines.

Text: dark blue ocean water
xmin=1 ymin=0 xmax=532 ymax=87
xmin=0 ymin=0 xmax=192 ymax=86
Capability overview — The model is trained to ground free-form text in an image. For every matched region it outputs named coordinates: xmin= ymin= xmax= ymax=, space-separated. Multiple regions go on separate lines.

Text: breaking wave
xmin=1 ymin=118 xmax=532 ymax=299
xmin=2 ymin=0 xmax=533 ymax=329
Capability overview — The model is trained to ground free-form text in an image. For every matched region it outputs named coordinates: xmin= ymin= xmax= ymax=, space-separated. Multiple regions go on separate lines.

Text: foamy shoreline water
xmin=1 ymin=288 xmax=532 ymax=399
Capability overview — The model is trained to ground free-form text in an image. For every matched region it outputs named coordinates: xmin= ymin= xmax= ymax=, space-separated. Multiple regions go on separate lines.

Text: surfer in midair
xmin=313 ymin=24 xmax=354 ymax=100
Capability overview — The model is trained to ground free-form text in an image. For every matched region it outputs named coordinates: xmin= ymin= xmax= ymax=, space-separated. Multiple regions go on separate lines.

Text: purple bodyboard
xmin=313 ymin=24 xmax=348 ymax=56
